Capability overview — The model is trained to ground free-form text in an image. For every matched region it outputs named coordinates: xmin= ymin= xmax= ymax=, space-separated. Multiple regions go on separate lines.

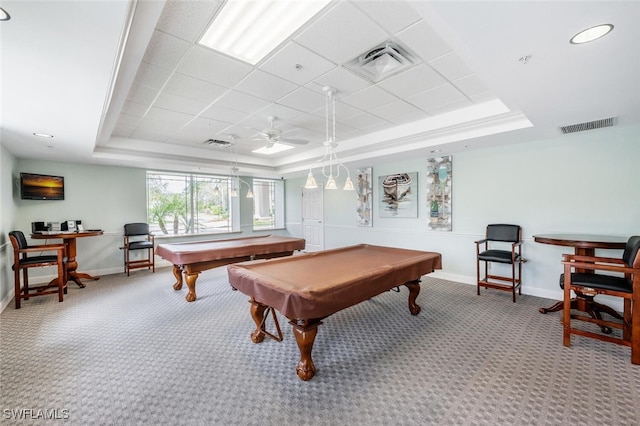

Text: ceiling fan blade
xmin=280 ymin=138 xmax=309 ymax=145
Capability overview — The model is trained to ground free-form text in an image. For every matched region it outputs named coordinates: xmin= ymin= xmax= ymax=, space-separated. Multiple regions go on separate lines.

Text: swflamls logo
xmin=3 ymin=408 xmax=70 ymax=420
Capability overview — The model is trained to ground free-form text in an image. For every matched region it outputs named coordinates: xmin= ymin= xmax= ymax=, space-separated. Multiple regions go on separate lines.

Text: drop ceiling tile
xmin=277 ymin=87 xmax=326 ymax=113
xmin=254 ymin=104 xmax=307 ymax=123
xmin=178 ymin=45 xmax=253 ymax=87
xmin=214 ymin=90 xmax=272 ymax=115
xmin=260 ymin=42 xmax=337 ymax=86
xmin=164 ymin=73 xmax=228 ymax=103
xmin=311 ymin=67 xmax=371 ymax=97
xmin=426 ymin=98 xmax=474 ymax=116
xmin=377 ymin=64 xmax=447 ymax=98
xmin=112 ymin=122 xmax=135 ymax=138
xmin=145 ymin=107 xmax=193 ymax=126
xmin=355 ymin=0 xmax=422 ymax=34
xmin=234 ymin=70 xmax=299 ymax=102
xmin=406 ymin=83 xmax=467 ymax=111
xmin=289 ymin=113 xmax=329 ymax=134
xmin=121 ymin=101 xmax=148 ymax=117
xmin=156 ymin=0 xmax=221 ymax=43
xmin=116 ymin=113 xmax=141 ymax=127
xmin=342 ymin=112 xmax=393 ymax=132
xmin=200 ymin=105 xmax=247 ymax=124
xmin=452 ymin=74 xmax=488 ymax=98
xmin=371 ymin=100 xmax=430 ymax=125
xmin=131 ymin=124 xmax=179 ymax=143
xmin=142 ymin=31 xmax=191 ymax=70
xmin=340 ymin=85 xmax=399 ymax=110
xmin=428 ymin=52 xmax=474 ymax=81
xmin=295 ymin=1 xmax=388 ymax=65
xmin=155 ymin=92 xmax=210 ymax=115
xmin=126 ymin=84 xmax=159 ymax=105
xmin=396 ymin=20 xmax=452 ymax=62
xmin=133 ymin=62 xmax=172 ymax=90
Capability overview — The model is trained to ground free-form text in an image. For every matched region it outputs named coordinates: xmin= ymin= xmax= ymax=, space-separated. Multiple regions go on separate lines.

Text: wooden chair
xmin=123 ymin=223 xmax=155 ymax=276
xmin=9 ymin=230 xmax=66 ymax=309
xmin=475 ymin=224 xmax=526 ymax=302
xmin=562 ymin=235 xmax=640 ymax=364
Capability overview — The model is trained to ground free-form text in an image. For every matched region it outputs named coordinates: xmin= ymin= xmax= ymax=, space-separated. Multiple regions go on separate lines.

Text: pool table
xmin=227 ymin=244 xmax=442 ymax=381
xmin=156 ymin=235 xmax=305 ymax=302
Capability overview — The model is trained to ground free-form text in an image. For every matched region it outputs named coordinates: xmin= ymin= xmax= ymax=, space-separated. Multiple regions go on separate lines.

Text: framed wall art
xmin=426 ymin=156 xmax=452 ymax=231
xmin=379 ymin=172 xmax=418 ymax=218
xmin=356 ymin=167 xmax=372 ymax=226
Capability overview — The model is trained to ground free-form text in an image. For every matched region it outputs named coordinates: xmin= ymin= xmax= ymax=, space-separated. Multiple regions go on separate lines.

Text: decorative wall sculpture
xmin=379 ymin=172 xmax=418 ymax=218
xmin=426 ymin=156 xmax=452 ymax=231
xmin=356 ymin=167 xmax=372 ymax=226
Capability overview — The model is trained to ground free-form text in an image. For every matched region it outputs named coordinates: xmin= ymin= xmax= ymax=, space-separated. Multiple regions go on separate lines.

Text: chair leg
xmin=14 ymin=268 xmax=21 ymax=309
xmin=511 ymin=262 xmax=516 ymax=303
xmin=476 ymin=260 xmax=481 ymax=295
xmin=563 ymin=274 xmax=572 ymax=347
xmin=22 ymin=269 xmax=29 ymax=301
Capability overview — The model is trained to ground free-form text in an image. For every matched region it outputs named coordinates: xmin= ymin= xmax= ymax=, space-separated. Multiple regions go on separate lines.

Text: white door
xmin=302 ymin=186 xmax=323 ymax=252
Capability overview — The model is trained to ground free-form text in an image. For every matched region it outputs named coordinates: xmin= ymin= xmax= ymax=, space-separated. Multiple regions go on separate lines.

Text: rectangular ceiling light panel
xmin=200 ymin=0 xmax=332 ymax=65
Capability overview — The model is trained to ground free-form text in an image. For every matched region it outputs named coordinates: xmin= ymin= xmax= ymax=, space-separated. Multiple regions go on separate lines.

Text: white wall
xmin=285 ymin=124 xmax=640 ymax=307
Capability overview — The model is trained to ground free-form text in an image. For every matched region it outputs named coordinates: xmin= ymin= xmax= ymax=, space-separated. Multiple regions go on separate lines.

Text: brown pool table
xmin=227 ymin=244 xmax=442 ymax=381
xmin=156 ymin=235 xmax=305 ymax=302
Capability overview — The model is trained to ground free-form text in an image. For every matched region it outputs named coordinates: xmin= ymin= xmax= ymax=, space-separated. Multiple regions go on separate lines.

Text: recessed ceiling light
xmin=252 ymin=143 xmax=294 ymax=155
xmin=0 ymin=7 xmax=10 ymax=21
xmin=570 ymin=24 xmax=614 ymax=44
xmin=33 ymin=133 xmax=54 ymax=138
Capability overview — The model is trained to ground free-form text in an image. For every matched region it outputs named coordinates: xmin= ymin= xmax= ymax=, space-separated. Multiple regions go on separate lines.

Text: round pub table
xmin=31 ymin=230 xmax=104 ymax=288
xmin=533 ymin=233 xmax=628 ymax=325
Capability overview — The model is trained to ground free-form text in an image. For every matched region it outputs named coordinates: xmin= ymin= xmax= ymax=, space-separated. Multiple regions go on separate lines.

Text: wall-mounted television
xmin=20 ymin=172 xmax=65 ymax=200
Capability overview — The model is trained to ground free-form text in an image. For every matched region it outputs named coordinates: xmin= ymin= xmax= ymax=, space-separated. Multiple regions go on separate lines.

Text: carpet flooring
xmin=1 ymin=266 xmax=639 ymax=425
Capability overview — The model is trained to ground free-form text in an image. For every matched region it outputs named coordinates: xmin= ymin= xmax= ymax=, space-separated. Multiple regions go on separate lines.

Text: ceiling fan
xmin=248 ymin=116 xmax=308 ymax=148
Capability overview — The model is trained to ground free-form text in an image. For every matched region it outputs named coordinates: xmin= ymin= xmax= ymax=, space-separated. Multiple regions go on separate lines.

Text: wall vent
xmin=560 ymin=117 xmax=616 ymax=134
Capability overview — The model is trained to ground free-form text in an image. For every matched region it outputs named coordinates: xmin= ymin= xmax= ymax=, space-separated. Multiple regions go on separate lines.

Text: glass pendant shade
xmin=325 ymin=176 xmax=338 ymax=190
xmin=304 ymin=172 xmax=318 ymax=189
xmin=246 ymin=189 xmax=254 ymax=198
xmin=343 ymin=176 xmax=355 ymax=191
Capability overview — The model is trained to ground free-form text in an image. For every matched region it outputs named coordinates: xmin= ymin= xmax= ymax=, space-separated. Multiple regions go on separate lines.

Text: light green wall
xmin=2 ymin=125 xmax=639 ymax=310
xmin=0 ymin=144 xmax=18 ymax=304
xmin=285 ymin=124 xmax=640 ymax=304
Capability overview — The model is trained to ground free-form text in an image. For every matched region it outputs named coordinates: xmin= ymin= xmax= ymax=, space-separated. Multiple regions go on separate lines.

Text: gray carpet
xmin=1 ymin=266 xmax=639 ymax=425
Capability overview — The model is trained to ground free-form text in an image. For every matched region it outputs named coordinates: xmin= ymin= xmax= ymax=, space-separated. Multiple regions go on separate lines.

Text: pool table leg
xmin=171 ymin=265 xmax=183 ymax=290
xmin=405 ymin=279 xmax=421 ymax=315
xmin=249 ymin=299 xmax=268 ymax=343
xmin=291 ymin=320 xmax=321 ymax=381
xmin=183 ymin=270 xmax=199 ymax=302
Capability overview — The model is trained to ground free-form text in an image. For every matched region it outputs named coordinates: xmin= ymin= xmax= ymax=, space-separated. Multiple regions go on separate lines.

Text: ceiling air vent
xmin=345 ymin=40 xmax=416 ymax=83
xmin=202 ymin=138 xmax=233 ymax=147
xmin=560 ymin=117 xmax=616 ymax=134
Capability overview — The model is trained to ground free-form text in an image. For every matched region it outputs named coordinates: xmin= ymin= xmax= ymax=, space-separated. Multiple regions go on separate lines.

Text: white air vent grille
xmin=345 ymin=40 xmax=416 ymax=83
xmin=560 ymin=117 xmax=616 ymax=134
xmin=202 ymin=139 xmax=233 ymax=147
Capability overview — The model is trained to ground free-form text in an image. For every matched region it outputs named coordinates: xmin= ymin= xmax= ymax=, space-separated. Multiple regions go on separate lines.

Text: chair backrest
xmin=8 ymin=230 xmax=27 ymax=250
xmin=622 ymin=236 xmax=640 ymax=268
xmin=124 ymin=223 xmax=150 ymax=236
xmin=486 ymin=224 xmax=521 ymax=242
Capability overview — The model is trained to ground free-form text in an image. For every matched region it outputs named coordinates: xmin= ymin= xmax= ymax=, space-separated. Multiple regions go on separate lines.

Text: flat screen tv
xmin=20 ymin=172 xmax=65 ymax=200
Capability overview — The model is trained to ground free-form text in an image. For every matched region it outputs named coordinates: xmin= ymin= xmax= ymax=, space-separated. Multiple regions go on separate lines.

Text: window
xmin=252 ymin=178 xmax=285 ymax=230
xmin=147 ymin=172 xmax=232 ymax=235
xmin=252 ymin=179 xmax=275 ymax=230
